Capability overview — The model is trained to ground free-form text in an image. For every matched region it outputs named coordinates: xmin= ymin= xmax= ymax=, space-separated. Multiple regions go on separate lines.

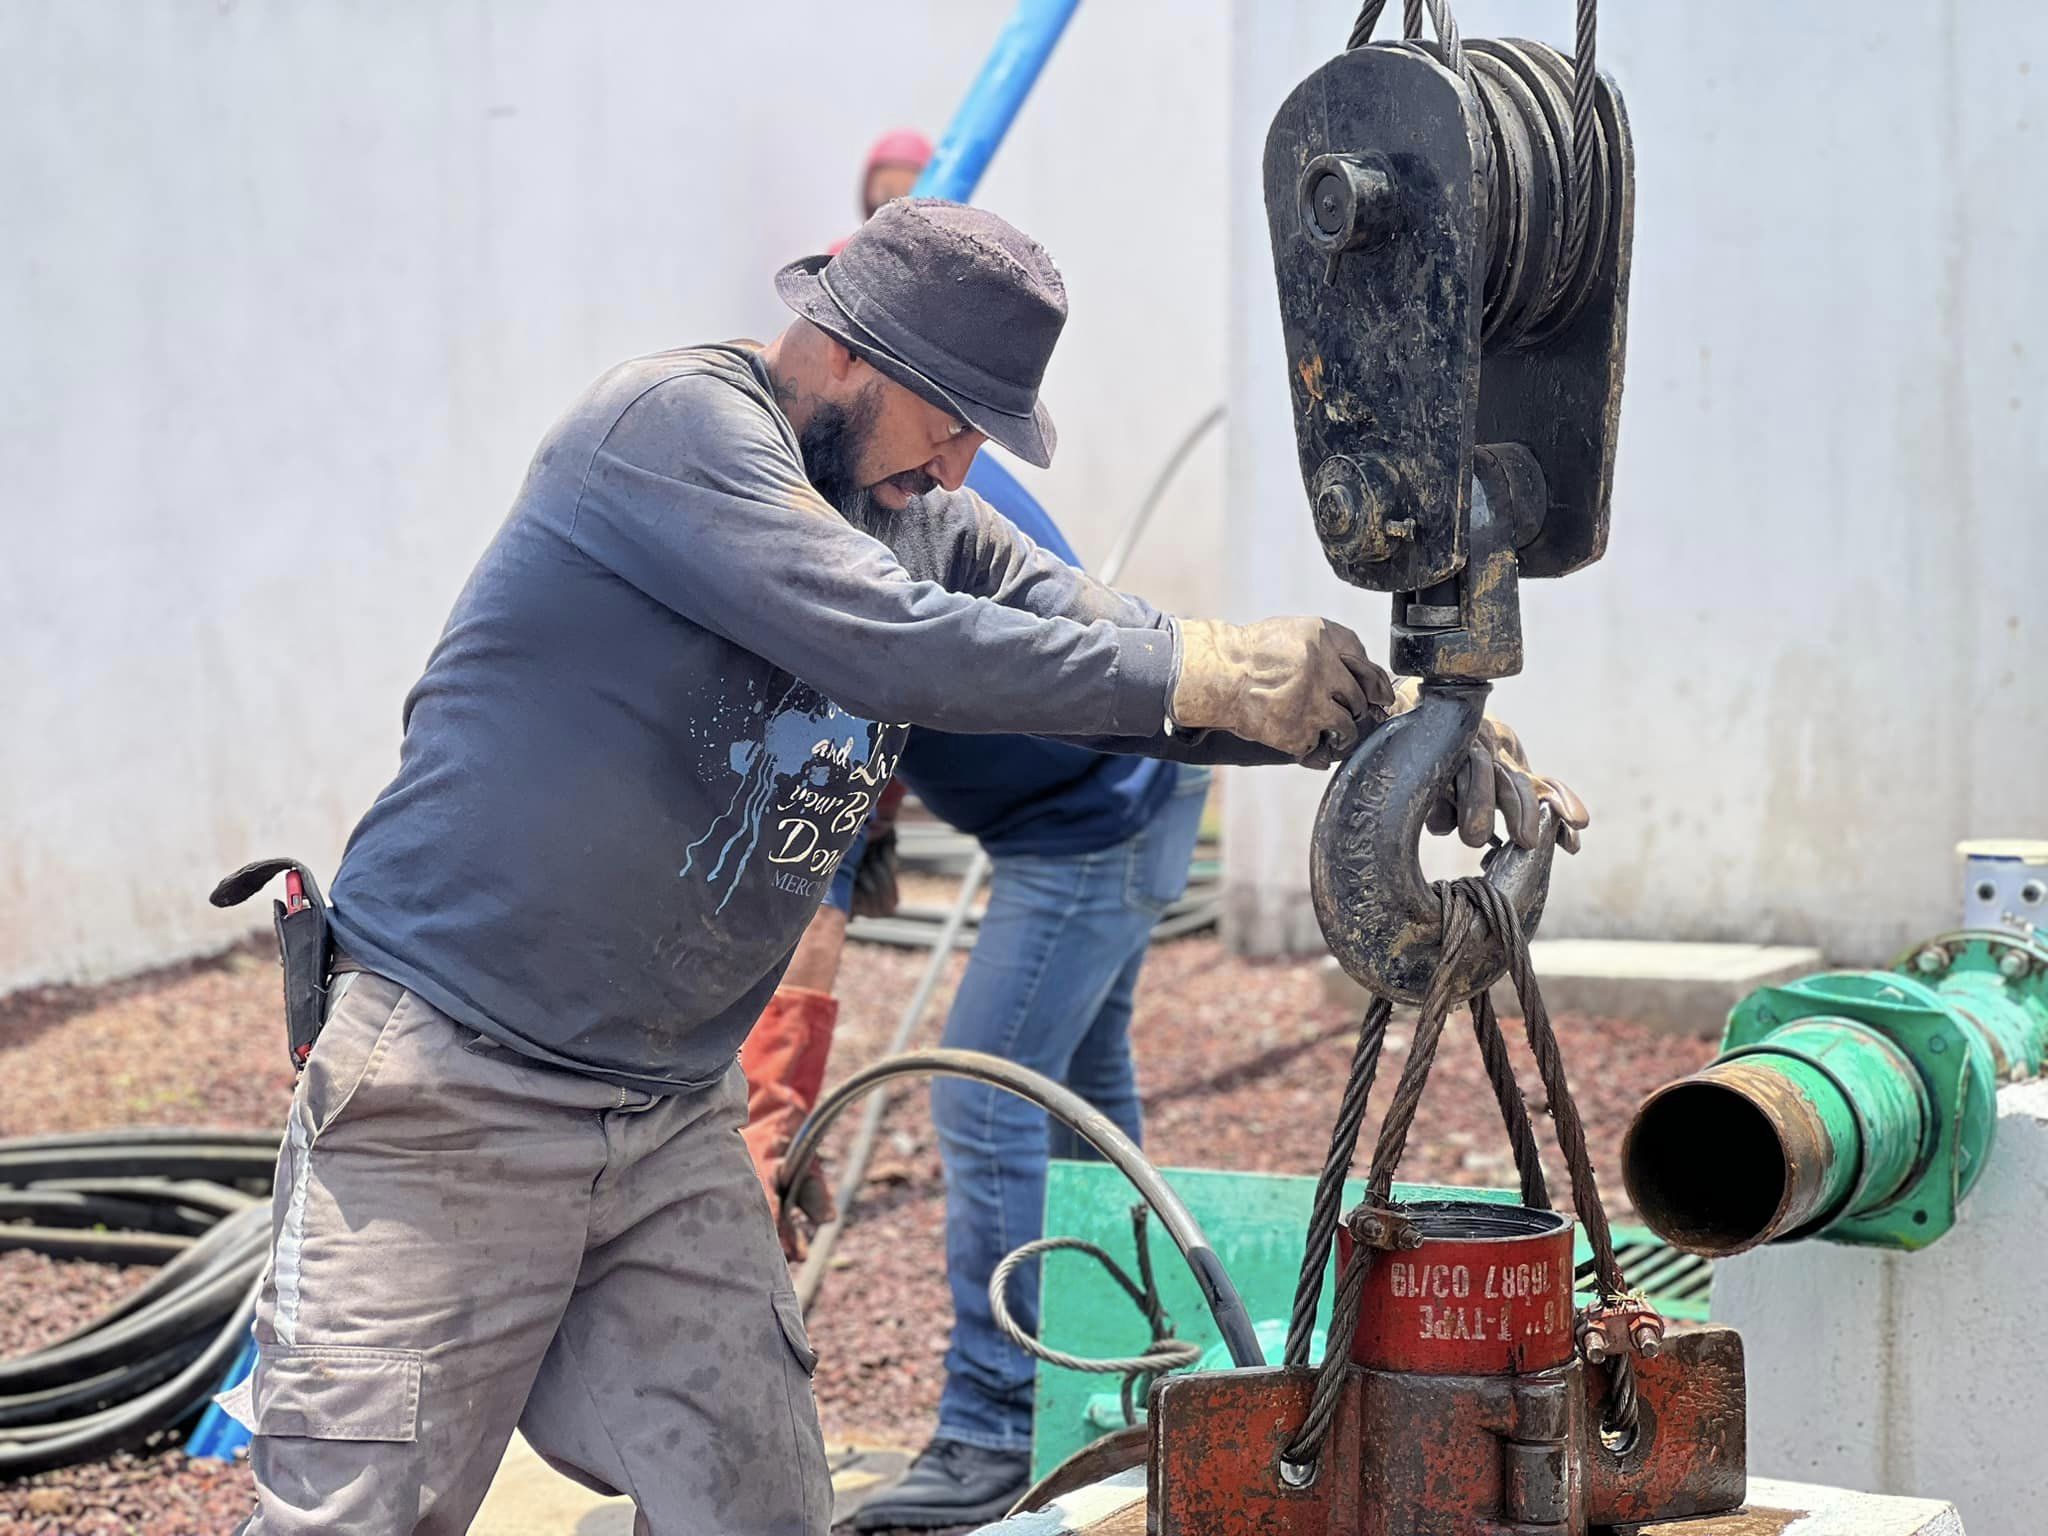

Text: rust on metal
xmin=1149 ymin=1368 xmax=1363 ymax=1536
xmin=1298 ymin=352 xmax=1328 ymax=402
xmin=1583 ymin=1326 xmax=1748 ymax=1526
xmin=1576 ymin=1297 xmax=1665 ymax=1365
xmin=1354 ymin=1364 xmax=1584 ymax=1535
xmin=1623 ymin=1063 xmax=1835 ymax=1257
xmin=1147 ymin=1330 xmax=1744 ymax=1532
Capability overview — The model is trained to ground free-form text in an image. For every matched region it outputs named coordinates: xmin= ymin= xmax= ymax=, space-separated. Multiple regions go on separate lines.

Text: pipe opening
xmin=1396 ymin=1200 xmax=1569 ymax=1241
xmin=1622 ymin=1081 xmax=1788 ymax=1256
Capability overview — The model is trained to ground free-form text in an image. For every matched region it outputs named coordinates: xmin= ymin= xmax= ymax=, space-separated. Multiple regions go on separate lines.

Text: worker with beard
xmin=222 ymin=199 xmax=1583 ymax=1535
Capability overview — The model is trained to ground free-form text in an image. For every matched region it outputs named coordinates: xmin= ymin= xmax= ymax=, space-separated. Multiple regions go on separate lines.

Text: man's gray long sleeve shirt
xmin=328 ymin=344 xmax=1273 ymax=1091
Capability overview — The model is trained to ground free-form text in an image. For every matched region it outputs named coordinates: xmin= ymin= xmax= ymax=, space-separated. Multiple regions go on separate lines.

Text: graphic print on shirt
xmin=680 ymin=679 xmax=903 ymax=914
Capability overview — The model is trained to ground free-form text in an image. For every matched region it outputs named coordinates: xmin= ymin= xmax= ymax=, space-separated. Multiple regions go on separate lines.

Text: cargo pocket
xmin=251 ymin=1344 xmax=423 ymax=1442
xmin=769 ymin=1288 xmax=829 ymax=1531
xmin=771 ymin=1289 xmax=818 ymax=1377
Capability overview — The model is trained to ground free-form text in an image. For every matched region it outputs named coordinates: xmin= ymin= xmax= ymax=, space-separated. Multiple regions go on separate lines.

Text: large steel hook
xmin=1311 ymin=682 xmax=1558 ymax=1005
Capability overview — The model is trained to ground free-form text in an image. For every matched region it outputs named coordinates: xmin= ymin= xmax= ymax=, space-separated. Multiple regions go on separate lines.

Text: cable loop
xmin=1280 ymin=871 xmax=1641 ymax=1474
xmin=989 ymin=1207 xmax=1204 ymax=1397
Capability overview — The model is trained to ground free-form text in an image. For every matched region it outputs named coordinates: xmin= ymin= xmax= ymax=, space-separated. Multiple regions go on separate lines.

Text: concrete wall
xmin=1222 ymin=0 xmax=2048 ymax=961
xmin=1712 ymin=1081 xmax=2048 ymax=1535
xmin=8 ymin=1 xmax=2046 ymax=990
xmin=0 ymin=1 xmax=1228 ymax=989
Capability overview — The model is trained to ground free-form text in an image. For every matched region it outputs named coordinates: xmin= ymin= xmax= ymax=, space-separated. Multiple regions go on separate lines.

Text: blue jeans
xmin=929 ymin=766 xmax=1211 ymax=1452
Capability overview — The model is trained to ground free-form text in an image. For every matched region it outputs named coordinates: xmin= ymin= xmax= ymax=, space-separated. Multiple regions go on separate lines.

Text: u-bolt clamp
xmin=1310 ymin=683 xmax=1559 ymax=1006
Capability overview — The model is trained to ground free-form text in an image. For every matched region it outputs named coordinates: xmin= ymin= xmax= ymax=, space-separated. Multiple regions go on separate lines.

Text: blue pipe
xmin=914 ymin=0 xmax=1084 ymax=203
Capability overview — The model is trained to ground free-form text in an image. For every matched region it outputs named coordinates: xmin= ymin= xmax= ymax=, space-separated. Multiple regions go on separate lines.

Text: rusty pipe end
xmin=1621 ymin=1061 xmax=1839 ymax=1258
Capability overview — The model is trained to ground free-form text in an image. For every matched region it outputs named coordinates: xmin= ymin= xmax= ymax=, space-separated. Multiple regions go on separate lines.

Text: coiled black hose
xmin=0 ymin=1129 xmax=277 ymax=1477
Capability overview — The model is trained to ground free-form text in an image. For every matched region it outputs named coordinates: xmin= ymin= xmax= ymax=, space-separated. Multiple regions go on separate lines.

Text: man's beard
xmin=796 ymin=383 xmax=934 ymax=545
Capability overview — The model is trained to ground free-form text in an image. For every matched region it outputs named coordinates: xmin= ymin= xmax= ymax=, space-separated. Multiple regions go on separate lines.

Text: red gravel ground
xmin=0 ymin=932 xmax=1713 ymax=1531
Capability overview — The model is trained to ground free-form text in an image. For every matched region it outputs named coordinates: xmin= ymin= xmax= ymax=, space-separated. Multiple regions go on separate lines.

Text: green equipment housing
xmin=1622 ymin=929 xmax=2048 ymax=1258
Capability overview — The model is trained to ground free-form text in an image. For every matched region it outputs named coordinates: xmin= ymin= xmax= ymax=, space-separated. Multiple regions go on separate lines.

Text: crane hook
xmin=1311 ymin=682 xmax=1559 ymax=1005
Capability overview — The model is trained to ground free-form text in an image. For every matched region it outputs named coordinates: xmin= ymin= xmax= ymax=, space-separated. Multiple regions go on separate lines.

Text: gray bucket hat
xmin=774 ymin=198 xmax=1063 ymax=467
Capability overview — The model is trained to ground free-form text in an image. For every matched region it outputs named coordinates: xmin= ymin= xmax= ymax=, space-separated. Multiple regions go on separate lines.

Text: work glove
xmin=848 ymin=781 xmax=907 ymax=920
xmin=1390 ymin=678 xmax=1591 ymax=854
xmin=1171 ymin=616 xmax=1395 ymax=766
xmin=739 ymin=986 xmax=840 ymax=1260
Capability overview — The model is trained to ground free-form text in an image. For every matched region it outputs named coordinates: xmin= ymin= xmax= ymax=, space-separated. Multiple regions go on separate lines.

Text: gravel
xmin=0 ymin=928 xmax=1713 ymax=1529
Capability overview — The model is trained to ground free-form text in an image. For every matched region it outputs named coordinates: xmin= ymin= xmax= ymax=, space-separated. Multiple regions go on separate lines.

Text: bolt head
xmin=1999 ymin=949 xmax=2030 ymax=979
xmin=1315 ymin=482 xmax=1357 ymax=540
xmin=1311 ymin=172 xmax=1349 ymax=237
xmin=1914 ymin=946 xmax=1949 ymax=975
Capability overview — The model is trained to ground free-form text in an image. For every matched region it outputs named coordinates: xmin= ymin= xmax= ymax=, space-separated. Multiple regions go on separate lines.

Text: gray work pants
xmin=223 ymin=973 xmax=830 ymax=1534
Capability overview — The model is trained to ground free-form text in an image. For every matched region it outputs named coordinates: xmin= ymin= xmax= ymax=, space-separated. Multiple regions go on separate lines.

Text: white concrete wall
xmin=0 ymin=1 xmax=1228 ymax=990
xmin=9 ymin=1 xmax=2047 ymax=990
xmin=1222 ymin=0 xmax=2048 ymax=960
xmin=1712 ymin=1081 xmax=2048 ymax=1536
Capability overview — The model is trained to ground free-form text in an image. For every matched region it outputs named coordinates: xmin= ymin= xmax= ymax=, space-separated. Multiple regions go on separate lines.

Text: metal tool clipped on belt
xmin=209 ymin=857 xmax=334 ymax=1072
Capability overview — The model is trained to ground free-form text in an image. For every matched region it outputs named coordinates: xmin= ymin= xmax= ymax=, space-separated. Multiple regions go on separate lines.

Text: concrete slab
xmin=1731 ymin=1478 xmax=1968 ymax=1536
xmin=470 ymin=1433 xmax=909 ymax=1534
xmin=1713 ymin=1080 xmax=2048 ymax=1536
xmin=1319 ymin=939 xmax=1825 ymax=1037
xmin=966 ymin=1470 xmax=1964 ymax=1534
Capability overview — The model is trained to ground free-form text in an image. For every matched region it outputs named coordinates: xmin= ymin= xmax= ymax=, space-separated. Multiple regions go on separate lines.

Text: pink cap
xmin=865 ymin=128 xmax=933 ymax=174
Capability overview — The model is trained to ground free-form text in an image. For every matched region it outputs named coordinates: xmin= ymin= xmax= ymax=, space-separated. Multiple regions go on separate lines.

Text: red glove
xmin=740 ymin=985 xmax=840 ymax=1259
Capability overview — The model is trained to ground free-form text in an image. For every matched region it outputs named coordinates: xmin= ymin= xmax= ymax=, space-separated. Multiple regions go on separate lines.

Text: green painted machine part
xmin=1622 ymin=929 xmax=2048 ymax=1259
xmin=1027 ymin=1162 xmax=1712 ymax=1482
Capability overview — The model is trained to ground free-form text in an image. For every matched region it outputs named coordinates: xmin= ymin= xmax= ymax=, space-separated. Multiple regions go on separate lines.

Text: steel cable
xmin=1281 ymin=997 xmax=1392 ymax=1370
xmin=1349 ymin=0 xmax=1604 ymax=341
xmin=1284 ymin=886 xmax=1482 ymax=1468
xmin=1566 ymin=0 xmax=1599 ymax=280
xmin=1349 ymin=0 xmax=1468 ymax=89
xmin=1467 ymin=878 xmax=1641 ymax=1440
xmin=1281 ymin=870 xmax=1642 ymax=1473
xmin=1470 ymin=989 xmax=1550 ymax=1209
xmin=988 ymin=1210 xmax=1204 ymax=1383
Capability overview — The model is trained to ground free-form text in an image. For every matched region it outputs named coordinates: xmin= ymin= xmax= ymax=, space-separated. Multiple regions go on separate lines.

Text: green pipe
xmin=1621 ymin=1020 xmax=1925 ymax=1257
xmin=1623 ymin=931 xmax=2048 ymax=1255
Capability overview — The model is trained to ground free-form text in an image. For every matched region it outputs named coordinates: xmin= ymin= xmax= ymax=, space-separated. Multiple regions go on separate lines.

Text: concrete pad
xmin=1723 ymin=1478 xmax=1967 ymax=1535
xmin=1713 ymin=1080 xmax=2048 ymax=1536
xmin=470 ymin=1433 xmax=910 ymax=1534
xmin=966 ymin=1470 xmax=1963 ymax=1534
xmin=1319 ymin=939 xmax=1825 ymax=1037
xmin=471 ymin=1436 xmax=629 ymax=1536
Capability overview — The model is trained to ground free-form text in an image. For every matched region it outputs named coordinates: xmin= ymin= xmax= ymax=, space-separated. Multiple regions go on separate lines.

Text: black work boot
xmin=848 ymin=1437 xmax=1032 ymax=1530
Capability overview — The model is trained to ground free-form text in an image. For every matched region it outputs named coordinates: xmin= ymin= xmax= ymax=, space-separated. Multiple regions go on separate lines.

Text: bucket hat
xmin=775 ymin=198 xmax=1063 ymax=467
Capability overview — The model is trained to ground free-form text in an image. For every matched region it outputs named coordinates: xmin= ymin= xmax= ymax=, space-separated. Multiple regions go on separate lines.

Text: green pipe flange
xmin=1726 ymin=969 xmax=1994 ymax=1249
xmin=1895 ymin=929 xmax=2048 ymax=1081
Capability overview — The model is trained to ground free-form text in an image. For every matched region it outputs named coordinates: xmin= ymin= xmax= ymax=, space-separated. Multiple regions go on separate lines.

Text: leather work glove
xmin=848 ymin=780 xmax=907 ymax=920
xmin=1391 ymin=679 xmax=1591 ymax=854
xmin=739 ymin=986 xmax=840 ymax=1260
xmin=1171 ymin=617 xmax=1395 ymax=766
